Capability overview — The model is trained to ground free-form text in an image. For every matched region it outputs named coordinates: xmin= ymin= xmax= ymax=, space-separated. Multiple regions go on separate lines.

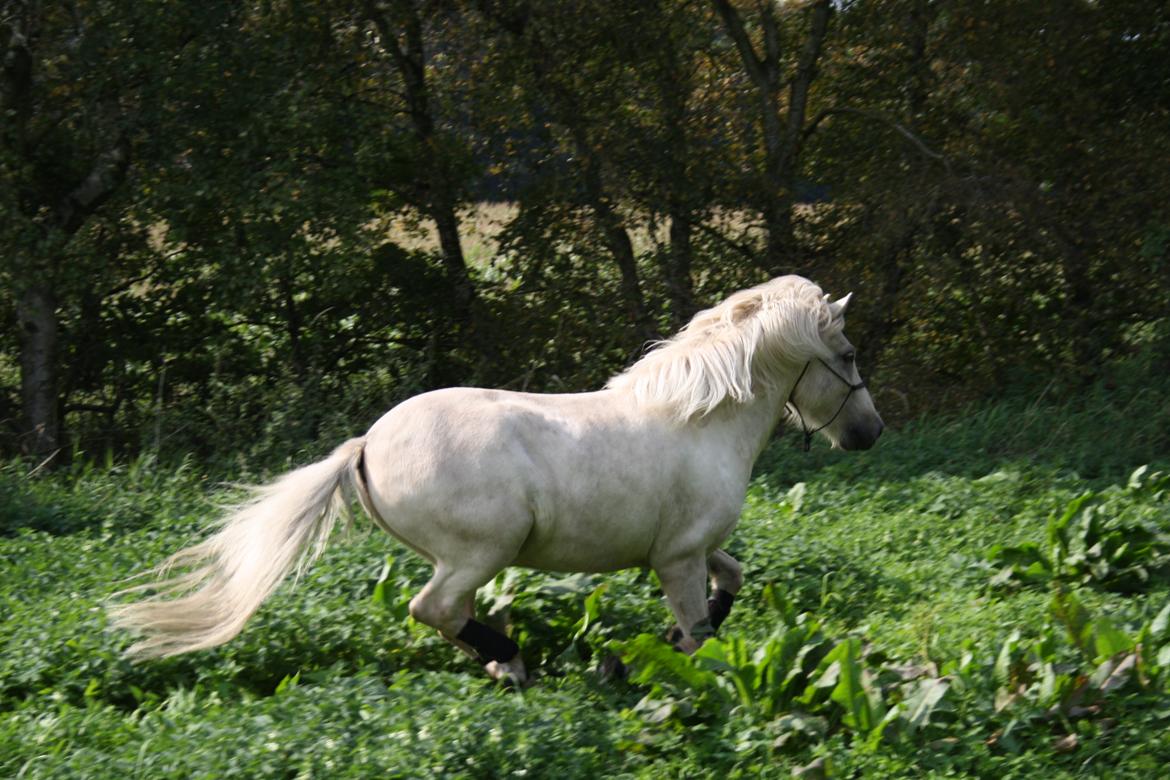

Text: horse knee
xmin=706 ymin=550 xmax=742 ymax=631
xmin=722 ymin=559 xmax=743 ymax=592
xmin=407 ymin=593 xmax=434 ymax=625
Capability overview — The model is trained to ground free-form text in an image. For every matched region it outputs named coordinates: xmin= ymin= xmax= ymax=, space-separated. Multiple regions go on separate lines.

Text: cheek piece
xmin=785 ymin=358 xmax=866 ymax=452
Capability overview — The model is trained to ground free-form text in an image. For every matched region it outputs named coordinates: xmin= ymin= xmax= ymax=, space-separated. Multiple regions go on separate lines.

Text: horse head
xmin=783 ymin=291 xmax=884 ymax=451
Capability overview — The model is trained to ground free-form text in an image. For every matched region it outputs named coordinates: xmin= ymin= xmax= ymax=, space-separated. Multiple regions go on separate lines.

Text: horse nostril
xmin=842 ymin=420 xmax=883 ymax=451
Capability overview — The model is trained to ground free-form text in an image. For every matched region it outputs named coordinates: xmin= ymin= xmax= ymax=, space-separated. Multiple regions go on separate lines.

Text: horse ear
xmin=829 ymin=292 xmax=853 ymax=320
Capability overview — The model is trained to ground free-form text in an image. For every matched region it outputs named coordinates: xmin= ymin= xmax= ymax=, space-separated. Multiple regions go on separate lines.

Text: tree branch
xmin=711 ymin=0 xmax=768 ymax=89
xmin=803 ymin=106 xmax=953 ymax=175
xmin=63 ymin=403 xmax=118 ymax=416
xmin=1 ymin=12 xmax=34 ymax=137
xmin=685 ymin=213 xmax=763 ymax=264
xmin=783 ymin=0 xmax=831 ymax=157
xmin=55 ymin=133 xmax=132 ymax=235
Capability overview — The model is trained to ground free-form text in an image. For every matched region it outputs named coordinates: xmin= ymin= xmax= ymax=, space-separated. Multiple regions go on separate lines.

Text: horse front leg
xmin=655 ymin=555 xmax=714 ymax=654
xmin=662 ymin=548 xmax=743 ymax=645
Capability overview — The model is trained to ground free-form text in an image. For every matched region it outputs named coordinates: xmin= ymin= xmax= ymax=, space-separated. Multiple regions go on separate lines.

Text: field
xmin=3 ymin=378 xmax=1170 ymax=779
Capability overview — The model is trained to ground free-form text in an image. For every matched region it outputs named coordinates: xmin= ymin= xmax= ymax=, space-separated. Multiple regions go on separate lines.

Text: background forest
xmin=4 ymin=0 xmax=1167 ymax=466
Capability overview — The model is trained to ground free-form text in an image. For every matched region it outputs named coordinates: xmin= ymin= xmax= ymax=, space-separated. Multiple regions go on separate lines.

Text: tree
xmin=478 ymin=0 xmax=659 ymax=342
xmin=711 ymin=0 xmax=832 ymax=274
xmin=1 ymin=1 xmax=166 ymax=460
xmin=364 ymin=0 xmax=479 ymax=338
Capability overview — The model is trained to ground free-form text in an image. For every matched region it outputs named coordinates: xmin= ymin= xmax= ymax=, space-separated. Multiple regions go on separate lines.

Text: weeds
xmin=988 ymin=467 xmax=1170 ymax=592
xmin=3 ymin=385 xmax=1170 ymax=778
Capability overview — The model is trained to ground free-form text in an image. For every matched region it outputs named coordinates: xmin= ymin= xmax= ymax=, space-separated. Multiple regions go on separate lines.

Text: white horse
xmin=111 ymin=275 xmax=883 ymax=684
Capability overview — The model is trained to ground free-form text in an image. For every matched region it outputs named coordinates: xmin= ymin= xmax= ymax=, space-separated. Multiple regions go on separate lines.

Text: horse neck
xmin=700 ymin=374 xmax=795 ymax=469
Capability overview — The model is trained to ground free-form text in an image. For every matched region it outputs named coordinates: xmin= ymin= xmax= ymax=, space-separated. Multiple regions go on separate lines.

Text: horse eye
xmin=843 ymin=352 xmax=856 ymax=363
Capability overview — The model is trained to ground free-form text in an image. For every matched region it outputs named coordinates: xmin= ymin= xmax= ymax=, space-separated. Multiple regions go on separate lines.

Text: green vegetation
xmin=3 ymin=373 xmax=1167 ymax=778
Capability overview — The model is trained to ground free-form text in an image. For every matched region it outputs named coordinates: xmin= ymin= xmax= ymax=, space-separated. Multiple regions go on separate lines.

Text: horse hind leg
xmin=409 ymin=563 xmax=528 ymax=686
xmin=706 ymin=548 xmax=742 ymax=630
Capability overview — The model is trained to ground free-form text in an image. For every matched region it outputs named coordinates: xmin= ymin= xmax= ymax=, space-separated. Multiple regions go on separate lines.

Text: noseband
xmin=785 ymin=359 xmax=867 ymax=452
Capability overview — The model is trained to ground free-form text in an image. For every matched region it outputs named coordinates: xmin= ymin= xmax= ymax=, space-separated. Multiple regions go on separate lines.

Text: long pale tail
xmin=109 ymin=437 xmax=368 ymax=659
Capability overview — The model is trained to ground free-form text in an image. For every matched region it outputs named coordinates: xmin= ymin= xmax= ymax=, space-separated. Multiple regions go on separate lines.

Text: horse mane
xmin=607 ymin=275 xmax=839 ymax=420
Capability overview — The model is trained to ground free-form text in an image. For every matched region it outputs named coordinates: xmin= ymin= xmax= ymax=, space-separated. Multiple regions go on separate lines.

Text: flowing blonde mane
xmin=607 ymin=275 xmax=839 ymax=420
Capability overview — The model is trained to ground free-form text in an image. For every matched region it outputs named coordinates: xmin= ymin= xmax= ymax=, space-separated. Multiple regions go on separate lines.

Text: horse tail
xmin=109 ymin=437 xmax=368 ymax=659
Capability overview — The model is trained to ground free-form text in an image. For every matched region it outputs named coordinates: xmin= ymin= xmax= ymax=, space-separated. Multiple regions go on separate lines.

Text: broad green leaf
xmin=370 ymin=556 xmax=395 ymax=606
xmin=900 ymin=677 xmax=950 ymax=732
xmin=1047 ymin=492 xmax=1095 ymax=554
xmin=274 ymin=671 xmax=300 ymax=694
xmin=1093 ymin=652 xmax=1136 ymax=693
xmin=827 ymin=638 xmax=881 ymax=734
xmin=763 ymin=582 xmax=798 ymax=627
xmin=621 ymin=634 xmax=720 ymax=692
xmin=1050 ymin=591 xmax=1092 ymax=653
xmin=786 ymin=482 xmax=807 ymax=514
xmin=1037 ymin=661 xmax=1057 ymax=705
xmin=1149 ymin=601 xmax=1170 ymax=640
xmin=994 ymin=630 xmax=1021 ymax=688
xmin=572 ymin=582 xmax=608 ymax=641
xmin=1093 ymin=618 xmax=1134 ymax=660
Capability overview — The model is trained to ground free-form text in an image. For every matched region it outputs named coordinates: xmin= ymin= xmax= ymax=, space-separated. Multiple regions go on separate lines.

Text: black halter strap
xmin=785 ymin=358 xmax=867 ymax=452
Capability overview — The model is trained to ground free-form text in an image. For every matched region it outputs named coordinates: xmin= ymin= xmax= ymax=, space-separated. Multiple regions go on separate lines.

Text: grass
xmin=1 ymin=373 xmax=1169 ymax=778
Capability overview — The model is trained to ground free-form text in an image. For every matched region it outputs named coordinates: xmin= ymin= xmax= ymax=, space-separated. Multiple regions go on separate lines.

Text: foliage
xmin=3 ymin=383 xmax=1170 ymax=777
xmin=5 ymin=1 xmax=1170 ymax=459
xmin=988 ymin=467 xmax=1170 ymax=593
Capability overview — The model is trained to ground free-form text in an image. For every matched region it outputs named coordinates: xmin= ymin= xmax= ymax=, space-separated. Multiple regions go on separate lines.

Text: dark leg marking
xmin=708 ymin=588 xmax=736 ymax=630
xmin=456 ymin=618 xmax=520 ymax=665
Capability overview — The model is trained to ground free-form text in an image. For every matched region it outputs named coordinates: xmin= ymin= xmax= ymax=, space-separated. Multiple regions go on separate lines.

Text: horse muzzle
xmin=838 ymin=418 xmax=884 ymax=451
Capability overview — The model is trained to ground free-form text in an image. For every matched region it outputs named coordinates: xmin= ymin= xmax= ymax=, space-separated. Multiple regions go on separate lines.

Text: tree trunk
xmin=712 ymin=0 xmax=831 ymax=275
xmin=16 ymin=286 xmax=60 ymax=461
xmin=430 ymin=194 xmax=475 ymax=328
xmin=479 ymin=2 xmax=654 ymax=343
xmin=368 ymin=0 xmax=477 ymax=332
xmin=575 ymin=132 xmax=656 ymax=342
xmin=666 ymin=207 xmax=695 ymax=330
xmin=655 ymin=35 xmax=696 ymax=329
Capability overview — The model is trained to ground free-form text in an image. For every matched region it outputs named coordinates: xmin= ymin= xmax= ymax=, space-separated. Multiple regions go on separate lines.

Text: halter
xmin=785 ymin=358 xmax=867 ymax=452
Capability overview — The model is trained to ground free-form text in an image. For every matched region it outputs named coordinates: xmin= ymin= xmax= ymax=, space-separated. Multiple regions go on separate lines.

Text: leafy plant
xmin=987 ymin=468 xmax=1170 ymax=592
xmin=5 ymin=391 xmax=1170 ymax=778
xmin=617 ymin=585 xmax=943 ymax=751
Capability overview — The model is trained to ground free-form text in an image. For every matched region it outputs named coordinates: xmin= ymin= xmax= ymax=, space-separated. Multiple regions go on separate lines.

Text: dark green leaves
xmin=988 ymin=470 xmax=1170 ymax=593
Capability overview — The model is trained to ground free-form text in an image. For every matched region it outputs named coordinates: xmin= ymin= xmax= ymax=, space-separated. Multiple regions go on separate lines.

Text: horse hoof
xmin=485 ymin=656 xmax=528 ymax=688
